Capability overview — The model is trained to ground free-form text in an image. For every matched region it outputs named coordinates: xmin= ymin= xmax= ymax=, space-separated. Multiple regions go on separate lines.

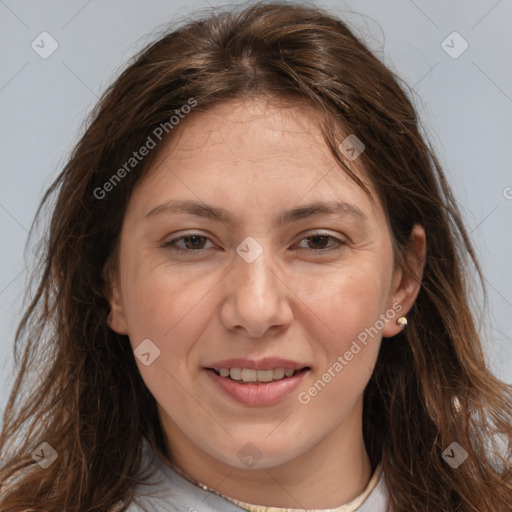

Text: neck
xmin=158 ymin=399 xmax=373 ymax=509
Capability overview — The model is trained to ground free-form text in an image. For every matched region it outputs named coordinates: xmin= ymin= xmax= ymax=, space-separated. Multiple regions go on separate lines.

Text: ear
xmin=382 ymin=223 xmax=426 ymax=338
xmin=104 ymin=274 xmax=129 ymax=336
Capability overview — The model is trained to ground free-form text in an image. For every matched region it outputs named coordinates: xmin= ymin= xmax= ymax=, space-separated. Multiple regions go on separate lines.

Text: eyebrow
xmin=144 ymin=199 xmax=368 ymax=225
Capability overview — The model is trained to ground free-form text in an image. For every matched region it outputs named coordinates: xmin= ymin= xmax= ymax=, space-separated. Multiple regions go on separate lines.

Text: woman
xmin=1 ymin=2 xmax=510 ymax=511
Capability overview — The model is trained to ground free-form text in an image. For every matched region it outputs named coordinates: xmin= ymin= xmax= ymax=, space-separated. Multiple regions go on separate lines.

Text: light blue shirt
xmin=123 ymin=437 xmax=390 ymax=512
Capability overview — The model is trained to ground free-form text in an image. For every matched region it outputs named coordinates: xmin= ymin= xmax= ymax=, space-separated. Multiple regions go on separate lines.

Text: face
xmin=107 ymin=98 xmax=424 ymax=475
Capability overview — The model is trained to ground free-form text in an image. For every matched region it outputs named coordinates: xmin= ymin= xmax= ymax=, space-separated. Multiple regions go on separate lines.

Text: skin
xmin=106 ymin=98 xmax=426 ymax=509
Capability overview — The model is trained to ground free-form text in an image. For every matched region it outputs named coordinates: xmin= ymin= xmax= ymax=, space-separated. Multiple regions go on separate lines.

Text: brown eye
xmin=163 ymin=234 xmax=213 ymax=252
xmin=294 ymin=232 xmax=346 ymax=254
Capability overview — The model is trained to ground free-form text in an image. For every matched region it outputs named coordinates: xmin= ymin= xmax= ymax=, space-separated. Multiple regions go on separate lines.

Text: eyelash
xmin=161 ymin=232 xmax=346 ymax=256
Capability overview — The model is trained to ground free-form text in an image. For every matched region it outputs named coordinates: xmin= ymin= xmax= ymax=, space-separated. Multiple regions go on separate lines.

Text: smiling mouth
xmin=206 ymin=367 xmax=310 ymax=384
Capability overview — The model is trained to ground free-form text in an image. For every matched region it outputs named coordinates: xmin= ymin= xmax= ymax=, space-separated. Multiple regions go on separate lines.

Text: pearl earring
xmin=397 ymin=316 xmax=407 ymax=328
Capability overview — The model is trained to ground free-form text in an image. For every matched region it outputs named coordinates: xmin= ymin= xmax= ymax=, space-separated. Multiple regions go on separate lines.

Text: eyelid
xmin=162 ymin=230 xmax=347 ymax=254
xmin=292 ymin=231 xmax=346 ymax=252
xmin=161 ymin=232 xmax=216 ymax=253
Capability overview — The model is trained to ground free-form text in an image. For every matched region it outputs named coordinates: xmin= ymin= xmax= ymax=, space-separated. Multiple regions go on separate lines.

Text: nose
xmin=219 ymin=244 xmax=294 ymax=338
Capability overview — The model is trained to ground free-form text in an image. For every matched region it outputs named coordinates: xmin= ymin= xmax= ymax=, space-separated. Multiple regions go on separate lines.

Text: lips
xmin=205 ymin=365 xmax=309 ymax=406
xmin=203 ymin=357 xmax=311 ymax=405
xmin=204 ymin=357 xmax=309 ymax=371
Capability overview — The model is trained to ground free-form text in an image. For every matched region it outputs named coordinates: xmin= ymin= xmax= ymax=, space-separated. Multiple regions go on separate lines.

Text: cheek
xmin=120 ymin=268 xmax=216 ymax=412
xmin=297 ymin=276 xmax=383 ymax=416
xmin=295 ymin=262 xmax=390 ymax=406
xmin=120 ymin=262 xmax=218 ymax=358
xmin=300 ymin=263 xmax=389 ymax=349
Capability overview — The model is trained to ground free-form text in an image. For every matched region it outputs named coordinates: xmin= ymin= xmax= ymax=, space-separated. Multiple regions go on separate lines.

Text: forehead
xmin=158 ymin=99 xmax=332 ymax=172
xmin=129 ymin=98 xmax=382 ymax=223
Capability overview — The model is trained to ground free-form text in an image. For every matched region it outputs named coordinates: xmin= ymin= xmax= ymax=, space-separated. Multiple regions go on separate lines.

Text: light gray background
xmin=1 ymin=0 xmax=511 ymax=425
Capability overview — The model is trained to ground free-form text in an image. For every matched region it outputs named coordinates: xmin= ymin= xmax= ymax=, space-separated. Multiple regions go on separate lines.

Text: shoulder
xmin=356 ymin=467 xmax=392 ymax=512
xmin=119 ymin=437 xmax=246 ymax=512
xmin=123 ymin=438 xmax=392 ymax=511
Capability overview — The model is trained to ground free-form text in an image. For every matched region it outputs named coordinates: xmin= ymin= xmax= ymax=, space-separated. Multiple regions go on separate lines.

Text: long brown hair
xmin=1 ymin=2 xmax=511 ymax=511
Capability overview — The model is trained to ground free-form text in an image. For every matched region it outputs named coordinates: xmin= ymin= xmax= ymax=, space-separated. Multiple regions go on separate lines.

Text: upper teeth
xmin=217 ymin=367 xmax=297 ymax=382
